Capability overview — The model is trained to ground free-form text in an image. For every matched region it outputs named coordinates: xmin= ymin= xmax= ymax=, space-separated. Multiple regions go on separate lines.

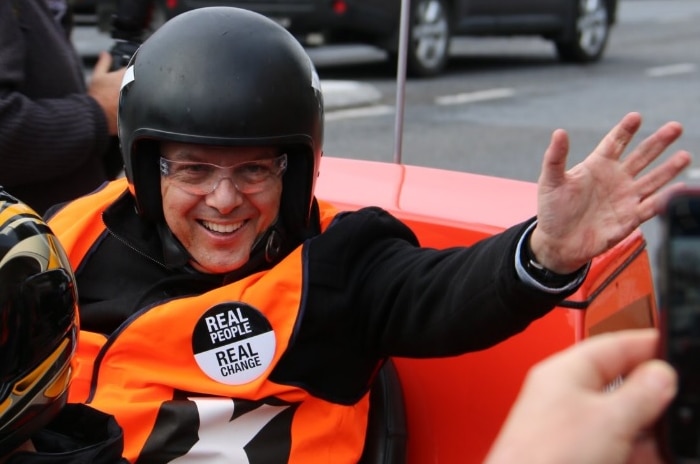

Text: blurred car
xmin=69 ymin=0 xmax=99 ymax=24
xmin=98 ymin=0 xmax=618 ymax=77
xmin=70 ymin=0 xmax=96 ymax=13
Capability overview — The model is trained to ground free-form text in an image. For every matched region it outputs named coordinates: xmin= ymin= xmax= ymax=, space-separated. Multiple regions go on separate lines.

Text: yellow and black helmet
xmin=0 ymin=190 xmax=78 ymax=455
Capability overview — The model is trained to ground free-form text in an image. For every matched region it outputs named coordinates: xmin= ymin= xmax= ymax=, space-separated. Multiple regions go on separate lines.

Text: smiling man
xmin=44 ymin=6 xmax=691 ymax=464
xmin=159 ymin=143 xmax=287 ymax=274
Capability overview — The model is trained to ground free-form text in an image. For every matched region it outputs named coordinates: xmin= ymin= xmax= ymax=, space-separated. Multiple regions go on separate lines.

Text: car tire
xmin=555 ymin=0 xmax=611 ymax=63
xmin=400 ymin=0 xmax=451 ymax=77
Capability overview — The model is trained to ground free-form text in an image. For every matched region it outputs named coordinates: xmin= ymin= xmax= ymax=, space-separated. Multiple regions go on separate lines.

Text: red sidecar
xmin=316 ymin=156 xmax=658 ymax=464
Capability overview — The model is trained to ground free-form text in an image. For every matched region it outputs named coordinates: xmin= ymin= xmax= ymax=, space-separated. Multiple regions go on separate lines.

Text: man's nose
xmin=205 ymin=177 xmax=243 ymax=213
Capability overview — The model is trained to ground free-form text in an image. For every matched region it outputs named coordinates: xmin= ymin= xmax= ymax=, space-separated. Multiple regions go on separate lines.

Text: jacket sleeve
xmin=305 ymin=207 xmax=578 ymax=357
xmin=0 ymin=2 xmax=109 ymax=185
xmin=272 ymin=206 xmax=581 ymax=404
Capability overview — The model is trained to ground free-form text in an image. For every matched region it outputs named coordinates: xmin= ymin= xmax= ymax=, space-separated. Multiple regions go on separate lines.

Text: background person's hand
xmin=484 ymin=329 xmax=677 ymax=464
xmin=87 ymin=51 xmax=126 ymax=135
xmin=530 ymin=112 xmax=691 ymax=274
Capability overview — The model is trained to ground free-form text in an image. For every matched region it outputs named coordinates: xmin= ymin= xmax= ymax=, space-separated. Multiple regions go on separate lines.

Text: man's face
xmin=160 ymin=142 xmax=284 ymax=274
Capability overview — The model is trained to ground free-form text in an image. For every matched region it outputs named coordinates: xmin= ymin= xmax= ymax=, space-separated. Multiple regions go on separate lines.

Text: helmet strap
xmin=222 ymin=221 xmax=290 ymax=284
xmin=157 ymin=223 xmax=191 ymax=270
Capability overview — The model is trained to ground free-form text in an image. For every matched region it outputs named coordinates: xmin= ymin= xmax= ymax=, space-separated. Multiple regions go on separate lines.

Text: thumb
xmin=539 ymin=128 xmax=569 ymax=188
xmin=92 ymin=51 xmax=113 ymax=75
xmin=611 ymin=360 xmax=677 ymax=432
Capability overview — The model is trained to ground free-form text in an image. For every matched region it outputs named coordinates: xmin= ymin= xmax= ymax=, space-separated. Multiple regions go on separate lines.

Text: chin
xmin=192 ymin=256 xmax=248 ymax=274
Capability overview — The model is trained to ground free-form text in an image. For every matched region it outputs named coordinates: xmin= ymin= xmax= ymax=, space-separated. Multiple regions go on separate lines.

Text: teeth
xmin=202 ymin=221 xmax=243 ymax=233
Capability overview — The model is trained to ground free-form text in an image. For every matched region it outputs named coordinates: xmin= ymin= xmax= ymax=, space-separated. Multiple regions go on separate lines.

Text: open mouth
xmin=200 ymin=220 xmax=245 ymax=234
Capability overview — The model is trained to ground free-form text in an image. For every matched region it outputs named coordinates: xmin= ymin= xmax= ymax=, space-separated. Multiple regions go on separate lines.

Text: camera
xmin=658 ymin=188 xmax=700 ymax=463
xmin=108 ymin=14 xmax=143 ymax=71
xmin=108 ymin=39 xmax=140 ymax=71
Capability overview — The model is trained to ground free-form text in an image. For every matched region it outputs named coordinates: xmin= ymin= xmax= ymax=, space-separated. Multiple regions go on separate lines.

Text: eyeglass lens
xmin=160 ymin=154 xmax=287 ymax=195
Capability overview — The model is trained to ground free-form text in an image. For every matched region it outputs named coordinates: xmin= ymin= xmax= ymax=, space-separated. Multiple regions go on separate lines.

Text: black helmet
xmin=118 ymin=6 xmax=324 ymax=238
xmin=0 ymin=190 xmax=78 ymax=455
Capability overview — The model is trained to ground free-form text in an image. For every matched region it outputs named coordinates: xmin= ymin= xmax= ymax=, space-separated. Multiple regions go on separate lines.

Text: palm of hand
xmin=532 ymin=113 xmax=690 ymax=273
xmin=538 ymin=154 xmax=644 ymax=270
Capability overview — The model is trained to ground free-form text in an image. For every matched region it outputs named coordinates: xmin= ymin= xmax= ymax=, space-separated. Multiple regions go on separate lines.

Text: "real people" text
xmin=206 ymin=307 xmax=252 ymax=344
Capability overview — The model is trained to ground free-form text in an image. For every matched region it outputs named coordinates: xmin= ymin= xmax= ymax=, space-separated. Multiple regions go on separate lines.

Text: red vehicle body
xmin=315 ymin=156 xmax=658 ymax=463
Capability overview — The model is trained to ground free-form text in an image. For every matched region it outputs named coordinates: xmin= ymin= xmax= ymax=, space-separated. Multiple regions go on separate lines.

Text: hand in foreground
xmin=87 ymin=52 xmax=126 ymax=135
xmin=530 ymin=112 xmax=692 ymax=273
xmin=484 ymin=329 xmax=677 ymax=464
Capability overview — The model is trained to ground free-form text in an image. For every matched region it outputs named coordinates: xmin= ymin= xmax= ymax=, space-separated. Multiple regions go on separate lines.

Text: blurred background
xmin=72 ymin=0 xmax=700 ymax=281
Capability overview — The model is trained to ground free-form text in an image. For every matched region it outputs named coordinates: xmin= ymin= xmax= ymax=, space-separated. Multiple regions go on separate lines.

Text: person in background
xmin=485 ymin=329 xmax=677 ymax=464
xmin=0 ymin=189 xmax=128 ymax=463
xmin=0 ymin=0 xmax=126 ymax=215
xmin=46 ymin=7 xmax=692 ymax=462
xmin=102 ymin=0 xmax=154 ymax=176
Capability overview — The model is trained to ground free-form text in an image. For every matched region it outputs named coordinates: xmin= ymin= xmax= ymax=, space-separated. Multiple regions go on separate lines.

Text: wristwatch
xmin=521 ymin=235 xmax=585 ymax=287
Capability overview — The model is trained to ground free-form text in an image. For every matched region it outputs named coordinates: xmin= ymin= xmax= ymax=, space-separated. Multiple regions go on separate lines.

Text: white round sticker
xmin=192 ymin=303 xmax=275 ymax=385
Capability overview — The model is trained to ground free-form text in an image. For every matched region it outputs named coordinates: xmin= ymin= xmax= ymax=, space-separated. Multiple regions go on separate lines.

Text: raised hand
xmin=530 ymin=112 xmax=691 ymax=274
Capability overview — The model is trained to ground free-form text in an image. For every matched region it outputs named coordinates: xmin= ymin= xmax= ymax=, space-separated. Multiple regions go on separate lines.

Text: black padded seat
xmin=358 ymin=359 xmax=408 ymax=464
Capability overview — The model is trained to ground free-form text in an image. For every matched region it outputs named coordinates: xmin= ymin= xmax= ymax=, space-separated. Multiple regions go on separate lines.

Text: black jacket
xmin=5 ymin=404 xmax=128 ymax=464
xmin=0 ymin=0 xmax=109 ymax=214
xmin=65 ymin=192 xmax=581 ymax=405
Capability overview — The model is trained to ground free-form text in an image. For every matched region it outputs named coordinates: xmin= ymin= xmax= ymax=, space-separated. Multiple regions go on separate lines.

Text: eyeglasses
xmin=159 ymin=154 xmax=288 ymax=196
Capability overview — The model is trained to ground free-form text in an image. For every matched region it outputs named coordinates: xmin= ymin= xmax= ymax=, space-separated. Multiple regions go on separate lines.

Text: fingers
xmin=635 ymin=161 xmax=692 ymax=225
xmin=623 ymin=121 xmax=685 ymax=177
xmin=594 ymin=112 xmax=643 ymax=161
xmin=548 ymin=329 xmax=661 ymax=390
xmin=609 ymin=359 xmax=677 ymax=432
xmin=648 ymin=182 xmax=690 ymax=216
xmin=539 ymin=128 xmax=570 ymax=188
xmin=92 ymin=51 xmax=113 ymax=76
xmin=636 ymin=151 xmax=692 ymax=202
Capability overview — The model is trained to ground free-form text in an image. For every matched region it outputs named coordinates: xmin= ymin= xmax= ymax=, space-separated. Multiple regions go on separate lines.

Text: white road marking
xmin=646 ymin=63 xmax=697 ymax=78
xmin=325 ymin=105 xmax=394 ymax=121
xmin=435 ymin=87 xmax=515 ymax=106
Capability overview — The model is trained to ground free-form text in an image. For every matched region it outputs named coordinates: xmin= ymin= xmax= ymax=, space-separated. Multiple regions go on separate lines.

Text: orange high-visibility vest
xmin=49 ymin=179 xmax=369 ymax=463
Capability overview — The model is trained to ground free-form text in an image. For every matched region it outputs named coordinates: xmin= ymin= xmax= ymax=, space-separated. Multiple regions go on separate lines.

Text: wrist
xmin=522 ymin=230 xmax=586 ymax=287
xmin=528 ymin=227 xmax=584 ymax=274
